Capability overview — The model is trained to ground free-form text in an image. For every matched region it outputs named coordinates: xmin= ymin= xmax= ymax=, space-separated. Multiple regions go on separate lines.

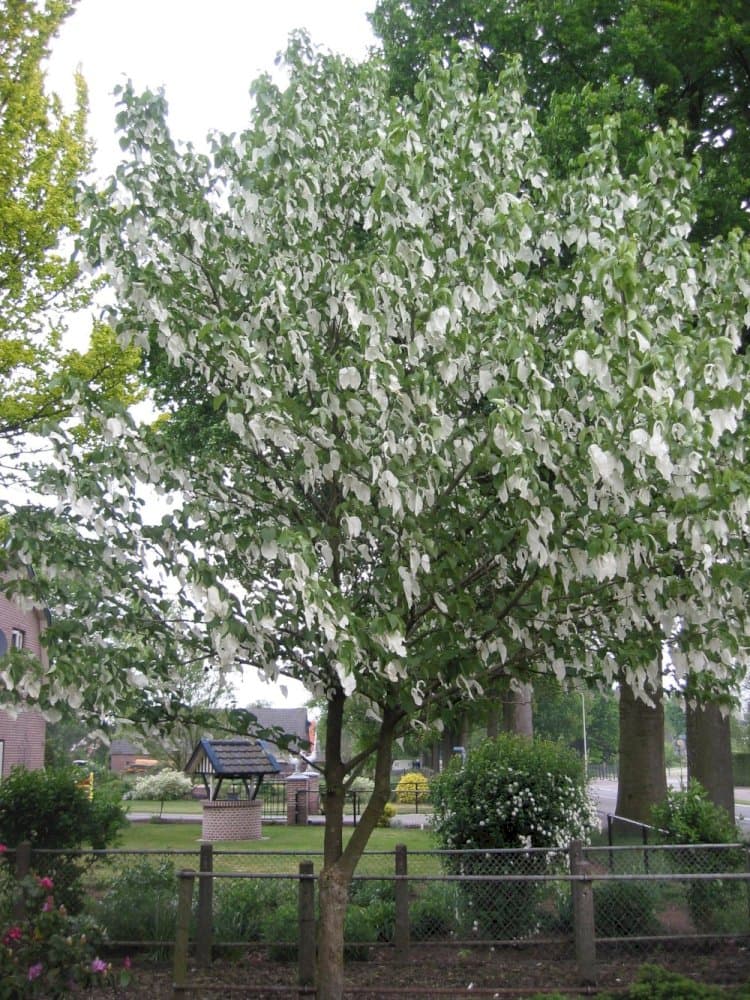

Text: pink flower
xmin=90 ymin=957 xmax=108 ymax=974
xmin=42 ymin=895 xmax=54 ymax=912
xmin=0 ymin=844 xmax=7 ymax=854
xmin=27 ymin=963 xmax=43 ymax=981
xmin=3 ymin=926 xmax=22 ymax=945
xmin=122 ymin=956 xmax=132 ymax=970
xmin=37 ymin=876 xmax=54 ymax=891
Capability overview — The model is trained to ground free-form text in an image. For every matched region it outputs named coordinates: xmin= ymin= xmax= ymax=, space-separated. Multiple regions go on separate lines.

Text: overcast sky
xmin=49 ymin=0 xmax=378 ymax=178
xmin=48 ymin=2 xmax=378 ymax=710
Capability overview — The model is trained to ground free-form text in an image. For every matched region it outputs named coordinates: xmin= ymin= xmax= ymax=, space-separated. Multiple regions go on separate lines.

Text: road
xmin=589 ymin=779 xmax=750 ymax=836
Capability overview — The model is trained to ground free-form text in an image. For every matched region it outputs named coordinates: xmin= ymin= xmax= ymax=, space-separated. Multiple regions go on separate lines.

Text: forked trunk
xmin=315 ymin=691 xmax=398 ymax=999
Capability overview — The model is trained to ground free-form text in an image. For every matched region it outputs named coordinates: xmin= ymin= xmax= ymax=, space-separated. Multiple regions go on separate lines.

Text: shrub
xmin=128 ymin=769 xmax=193 ymax=801
xmin=410 ymin=884 xmax=457 ymax=941
xmin=0 ymin=767 xmax=127 ymax=913
xmin=377 ymin=802 xmax=397 ymax=827
xmin=95 ymin=858 xmax=181 ymax=952
xmin=263 ymin=901 xmax=298 ymax=961
xmin=592 ymin=882 xmax=658 ymax=938
xmin=0 ymin=858 xmax=132 ymax=999
xmin=430 ymin=734 xmax=596 ymax=939
xmin=344 ymin=905 xmax=375 ymax=960
xmin=652 ymin=781 xmax=743 ymax=933
xmin=395 ymin=771 xmax=429 ymax=805
xmin=213 ymin=878 xmax=295 ymax=943
xmin=627 ymin=963 xmax=728 ymax=999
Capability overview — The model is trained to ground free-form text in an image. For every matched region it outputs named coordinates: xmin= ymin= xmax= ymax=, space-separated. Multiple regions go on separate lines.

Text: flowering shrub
xmin=430 ymin=735 xmax=596 ymax=939
xmin=395 ymin=772 xmax=429 ymax=806
xmin=431 ymin=735 xmax=596 ymax=851
xmin=0 ymin=853 xmax=132 ymax=998
xmin=127 ymin=769 xmax=193 ymax=801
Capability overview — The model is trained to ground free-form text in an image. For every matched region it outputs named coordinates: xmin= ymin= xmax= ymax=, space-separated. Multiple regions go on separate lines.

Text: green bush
xmin=627 ymin=963 xmax=728 ymax=999
xmin=652 ymin=781 xmax=743 ymax=933
xmin=593 ymin=882 xmax=658 ymax=938
xmin=263 ymin=901 xmax=298 ymax=961
xmin=431 ymin=735 xmax=595 ymax=938
xmin=344 ymin=905 xmax=375 ymax=960
xmin=348 ymin=880 xmax=395 ymax=942
xmin=95 ymin=858 xmax=181 ymax=952
xmin=410 ymin=884 xmax=457 ymax=941
xmin=0 ymin=767 xmax=127 ymax=913
xmin=213 ymin=878 xmax=295 ymax=943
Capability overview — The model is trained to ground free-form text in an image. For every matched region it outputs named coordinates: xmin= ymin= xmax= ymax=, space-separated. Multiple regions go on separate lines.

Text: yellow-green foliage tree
xmin=0 ymin=0 xmax=139 ymax=470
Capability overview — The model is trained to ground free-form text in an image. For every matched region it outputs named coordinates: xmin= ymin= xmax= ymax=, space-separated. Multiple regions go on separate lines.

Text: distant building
xmin=108 ymin=738 xmax=159 ymax=774
xmin=0 ymin=590 xmax=49 ymax=777
xmin=246 ymin=706 xmax=313 ymax=772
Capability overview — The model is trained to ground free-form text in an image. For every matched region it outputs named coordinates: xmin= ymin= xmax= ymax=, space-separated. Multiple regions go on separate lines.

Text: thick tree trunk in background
xmin=686 ymin=696 xmax=735 ymax=818
xmin=486 ymin=703 xmax=500 ymax=739
xmin=615 ymin=679 xmax=667 ymax=824
xmin=440 ymin=716 xmax=467 ymax=769
xmin=502 ymin=681 xmax=533 ymax=738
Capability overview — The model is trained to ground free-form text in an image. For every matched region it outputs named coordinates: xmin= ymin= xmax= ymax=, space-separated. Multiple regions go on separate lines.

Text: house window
xmin=11 ymin=629 xmax=25 ymax=650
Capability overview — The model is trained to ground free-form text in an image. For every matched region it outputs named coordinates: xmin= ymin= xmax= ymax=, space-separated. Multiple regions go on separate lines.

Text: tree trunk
xmin=686 ymin=695 xmax=735 ymax=818
xmin=486 ymin=703 xmax=500 ymax=739
xmin=502 ymin=681 xmax=533 ymax=737
xmin=316 ymin=865 xmax=349 ymax=1000
xmin=316 ymin=689 xmax=398 ymax=999
xmin=615 ymin=678 xmax=667 ymax=824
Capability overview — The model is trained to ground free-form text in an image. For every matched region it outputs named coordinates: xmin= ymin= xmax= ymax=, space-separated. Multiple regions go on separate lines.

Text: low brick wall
xmin=201 ymin=800 xmax=262 ymax=841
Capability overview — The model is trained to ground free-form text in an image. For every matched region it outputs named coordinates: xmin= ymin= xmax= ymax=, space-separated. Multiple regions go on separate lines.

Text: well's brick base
xmin=201 ymin=800 xmax=262 ymax=841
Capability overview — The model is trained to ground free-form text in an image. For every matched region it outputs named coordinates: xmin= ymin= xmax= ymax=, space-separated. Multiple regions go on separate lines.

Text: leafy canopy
xmin=11 ymin=39 xmax=750 ymax=735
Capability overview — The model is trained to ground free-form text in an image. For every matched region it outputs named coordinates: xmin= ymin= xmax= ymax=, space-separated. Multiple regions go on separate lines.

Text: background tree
xmin=20 ymin=43 xmax=750 ymax=997
xmin=372 ymin=0 xmax=750 ymax=817
xmin=370 ymin=0 xmax=750 ymax=241
xmin=0 ymin=0 xmax=141 ymax=496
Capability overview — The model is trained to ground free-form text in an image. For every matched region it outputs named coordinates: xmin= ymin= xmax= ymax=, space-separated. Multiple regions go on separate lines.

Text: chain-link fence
xmin=4 ymin=841 xmax=750 ymax=990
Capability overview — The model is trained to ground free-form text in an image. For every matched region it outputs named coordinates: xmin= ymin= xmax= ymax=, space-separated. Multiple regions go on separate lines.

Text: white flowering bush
xmin=128 ymin=769 xmax=193 ymax=802
xmin=431 ymin=734 xmax=596 ymax=851
xmin=431 ymin=735 xmax=596 ymax=938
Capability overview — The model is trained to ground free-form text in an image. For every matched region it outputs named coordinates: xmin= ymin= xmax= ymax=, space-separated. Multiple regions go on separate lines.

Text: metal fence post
xmin=394 ymin=844 xmax=410 ymax=960
xmin=196 ymin=843 xmax=213 ymax=968
xmin=173 ymin=869 xmax=195 ymax=997
xmin=569 ymin=840 xmax=596 ymax=986
xmin=298 ymin=861 xmax=315 ymax=990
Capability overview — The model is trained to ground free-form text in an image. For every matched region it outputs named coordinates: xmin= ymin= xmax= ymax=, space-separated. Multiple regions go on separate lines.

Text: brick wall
xmin=0 ymin=593 xmax=48 ymax=776
xmin=201 ymin=800 xmax=262 ymax=841
xmin=0 ymin=709 xmax=46 ymax=777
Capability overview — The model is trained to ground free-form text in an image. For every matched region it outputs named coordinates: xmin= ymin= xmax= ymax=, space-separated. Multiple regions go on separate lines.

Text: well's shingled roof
xmin=184 ymin=738 xmax=280 ymax=777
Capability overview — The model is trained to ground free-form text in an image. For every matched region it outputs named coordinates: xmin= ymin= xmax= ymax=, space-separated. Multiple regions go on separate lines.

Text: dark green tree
xmin=371 ymin=0 xmax=750 ymax=241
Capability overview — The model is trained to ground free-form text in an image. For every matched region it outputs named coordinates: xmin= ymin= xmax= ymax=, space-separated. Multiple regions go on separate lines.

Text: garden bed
xmin=90 ymin=940 xmax=750 ymax=998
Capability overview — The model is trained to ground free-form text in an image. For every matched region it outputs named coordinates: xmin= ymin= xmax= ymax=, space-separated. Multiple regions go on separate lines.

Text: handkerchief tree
xmin=24 ymin=39 xmax=750 ymax=996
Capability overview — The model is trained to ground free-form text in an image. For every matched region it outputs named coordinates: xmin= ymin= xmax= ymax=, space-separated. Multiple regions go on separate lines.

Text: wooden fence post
xmin=196 ymin=843 xmax=213 ymax=968
xmin=298 ymin=861 xmax=315 ymax=992
xmin=172 ymin=869 xmax=195 ymax=997
xmin=394 ymin=844 xmax=410 ymax=960
xmin=569 ymin=840 xmax=596 ymax=986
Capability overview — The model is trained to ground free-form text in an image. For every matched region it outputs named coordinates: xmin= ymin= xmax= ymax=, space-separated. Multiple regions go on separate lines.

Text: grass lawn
xmin=115 ymin=817 xmax=436 ymax=873
xmin=125 ymin=798 xmax=434 ymax=816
